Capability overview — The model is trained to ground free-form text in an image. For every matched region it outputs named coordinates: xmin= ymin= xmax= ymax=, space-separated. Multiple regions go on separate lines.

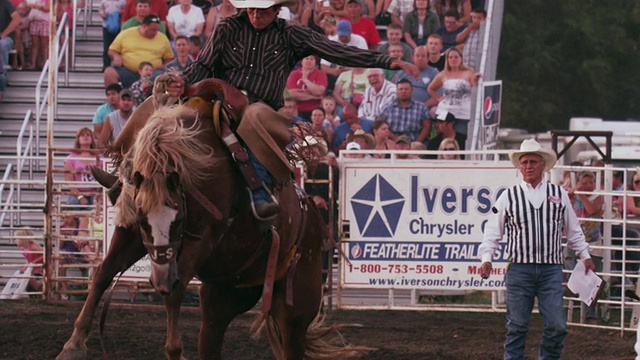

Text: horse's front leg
xmin=57 ymin=226 xmax=146 ymax=360
xmin=164 ymin=281 xmax=187 ymax=360
xmin=198 ymin=283 xmax=263 ymax=359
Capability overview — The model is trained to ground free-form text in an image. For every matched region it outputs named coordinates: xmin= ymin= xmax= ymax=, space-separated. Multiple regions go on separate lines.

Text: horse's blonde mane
xmin=122 ymin=105 xmax=214 ymax=216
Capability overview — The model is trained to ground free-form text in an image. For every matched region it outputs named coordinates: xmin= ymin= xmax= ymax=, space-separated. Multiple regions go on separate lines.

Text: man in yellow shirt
xmin=104 ymin=15 xmax=174 ymax=87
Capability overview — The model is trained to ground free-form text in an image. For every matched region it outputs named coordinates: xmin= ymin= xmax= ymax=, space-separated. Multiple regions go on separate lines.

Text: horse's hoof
xmin=56 ymin=345 xmax=87 ymax=360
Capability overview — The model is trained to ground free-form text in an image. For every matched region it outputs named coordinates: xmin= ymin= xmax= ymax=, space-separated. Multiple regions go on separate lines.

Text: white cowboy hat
xmin=509 ymin=139 xmax=557 ymax=172
xmin=229 ymin=0 xmax=295 ymax=9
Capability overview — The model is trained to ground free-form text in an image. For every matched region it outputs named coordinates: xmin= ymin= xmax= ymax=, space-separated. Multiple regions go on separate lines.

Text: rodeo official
xmin=478 ymin=139 xmax=595 ymax=360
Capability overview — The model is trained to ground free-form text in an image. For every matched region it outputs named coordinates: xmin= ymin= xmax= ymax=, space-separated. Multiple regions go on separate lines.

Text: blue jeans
xmin=504 ymin=264 xmax=567 ymax=360
xmin=0 ymin=36 xmax=14 ymax=66
xmin=247 ymin=147 xmax=272 ymax=204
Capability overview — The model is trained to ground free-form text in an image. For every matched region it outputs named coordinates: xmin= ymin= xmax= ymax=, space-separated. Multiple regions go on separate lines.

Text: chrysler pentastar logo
xmin=350 ymin=174 xmax=404 ymax=237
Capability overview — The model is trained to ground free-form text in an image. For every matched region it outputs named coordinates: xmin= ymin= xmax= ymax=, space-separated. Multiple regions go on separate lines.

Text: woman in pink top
xmin=63 ymin=127 xmax=102 ymax=207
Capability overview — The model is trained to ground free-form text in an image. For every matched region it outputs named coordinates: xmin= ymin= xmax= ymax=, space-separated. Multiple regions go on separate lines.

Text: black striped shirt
xmin=182 ymin=12 xmax=395 ymax=110
xmin=479 ymin=181 xmax=590 ymax=265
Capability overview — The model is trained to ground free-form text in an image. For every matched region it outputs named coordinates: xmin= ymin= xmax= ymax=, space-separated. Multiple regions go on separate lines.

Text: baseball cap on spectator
xmin=337 ymin=20 xmax=352 ymax=37
xmin=143 ymin=14 xmax=161 ymax=25
xmin=106 ymin=83 xmax=122 ymax=94
xmin=395 ymin=135 xmax=411 ymax=145
xmin=435 ymin=109 xmax=456 ymax=123
xmin=119 ymin=89 xmax=133 ymax=99
xmin=347 ymin=0 xmax=360 ymax=4
xmin=346 ymin=142 xmax=361 ymax=150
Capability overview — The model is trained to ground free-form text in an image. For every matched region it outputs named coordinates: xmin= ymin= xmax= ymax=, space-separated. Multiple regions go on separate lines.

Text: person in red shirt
xmin=344 ymin=0 xmax=380 ymax=50
xmin=286 ymin=55 xmax=328 ymax=121
xmin=120 ymin=0 xmax=168 ymax=24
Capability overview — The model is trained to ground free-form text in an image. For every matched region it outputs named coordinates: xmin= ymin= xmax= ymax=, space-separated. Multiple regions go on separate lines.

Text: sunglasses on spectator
xmin=634 ymin=180 xmax=640 ymax=185
xmin=443 ymin=148 xmax=456 ymax=151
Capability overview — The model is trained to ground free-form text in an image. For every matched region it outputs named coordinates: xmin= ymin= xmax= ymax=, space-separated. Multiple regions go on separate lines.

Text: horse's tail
xmin=250 ymin=312 xmax=375 ymax=360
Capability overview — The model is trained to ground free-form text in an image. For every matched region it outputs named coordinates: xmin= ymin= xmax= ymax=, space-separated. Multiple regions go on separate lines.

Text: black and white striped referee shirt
xmin=479 ymin=181 xmax=591 ymax=265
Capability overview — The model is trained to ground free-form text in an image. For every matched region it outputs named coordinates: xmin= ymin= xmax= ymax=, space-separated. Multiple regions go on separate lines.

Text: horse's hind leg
xmin=57 ymin=226 xmax=146 ymax=360
xmin=198 ymin=283 xmax=262 ymax=359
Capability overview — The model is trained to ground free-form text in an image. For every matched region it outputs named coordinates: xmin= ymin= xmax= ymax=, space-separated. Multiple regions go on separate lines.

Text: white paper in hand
xmin=567 ymin=261 xmax=604 ymax=307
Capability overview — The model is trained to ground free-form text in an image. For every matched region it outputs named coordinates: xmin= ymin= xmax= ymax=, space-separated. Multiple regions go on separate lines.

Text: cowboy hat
xmin=229 ymin=0 xmax=296 ymax=9
xmin=509 ymin=139 xmax=557 ymax=172
xmin=346 ymin=129 xmax=375 ymax=149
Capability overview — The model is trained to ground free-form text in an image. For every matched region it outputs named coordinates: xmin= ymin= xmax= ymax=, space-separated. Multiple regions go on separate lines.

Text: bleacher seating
xmin=0 ymin=3 xmax=106 ymax=285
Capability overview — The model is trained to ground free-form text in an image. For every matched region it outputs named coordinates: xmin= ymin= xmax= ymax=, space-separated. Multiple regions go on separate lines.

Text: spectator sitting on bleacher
xmin=204 ymin=0 xmax=237 ymax=39
xmin=309 ymin=107 xmax=333 ymax=146
xmin=121 ymin=0 xmax=168 ymax=25
xmin=435 ymin=0 xmax=470 ymax=26
xmin=379 ymin=78 xmax=431 ymax=143
xmin=327 ymin=19 xmax=367 ymax=49
xmin=99 ymin=0 xmax=127 ymax=70
xmin=332 ymin=67 xmax=368 ymax=116
xmin=358 ymin=68 xmax=396 ymax=120
xmin=393 ymin=134 xmax=411 ymax=158
xmin=383 ymin=43 xmax=403 ymax=82
xmin=434 ymin=9 xmax=466 ymax=51
xmin=300 ymin=0 xmax=328 ymax=35
xmin=129 ymin=61 xmax=153 ymax=105
xmin=166 ymin=35 xmax=193 ymax=72
xmin=286 ymin=55 xmax=328 ymax=121
xmin=167 ymin=0 xmax=205 ymax=41
xmin=100 ymin=89 xmax=135 ymax=146
xmin=321 ymin=96 xmax=341 ymax=128
xmin=331 ymin=103 xmax=373 ymax=153
xmin=0 ymin=0 xmax=20 ymax=69
xmin=279 ymin=98 xmax=305 ymax=122
xmin=319 ymin=14 xmax=337 ymax=36
xmin=15 ymin=229 xmax=43 ymax=293
xmin=426 ymin=33 xmax=445 ymax=70
xmin=403 ymin=0 xmax=439 ymax=48
xmin=58 ymin=215 xmax=80 ymax=300
xmin=322 ymin=0 xmax=349 ymax=20
xmin=456 ymin=7 xmax=485 ymax=71
xmin=377 ymin=23 xmax=412 ymax=62
xmin=321 ymin=19 xmax=367 ymax=92
xmin=425 ymin=110 xmax=465 ymax=158
xmin=188 ymin=35 xmax=201 ymax=59
xmin=386 ymin=0 xmax=412 ymax=26
xmin=371 ymin=117 xmax=395 ymax=158
xmin=64 ymin=127 xmax=102 ymax=208
xmin=104 ymin=14 xmax=174 ymax=87
xmin=12 ymin=1 xmax=31 ymax=70
xmin=25 ymin=0 xmax=50 ymax=71
xmin=92 ymin=83 xmax=122 ymax=141
xmin=395 ymin=45 xmax=439 ymax=107
xmin=121 ymin=0 xmax=168 ymax=36
xmin=344 ymin=0 xmax=380 ymax=50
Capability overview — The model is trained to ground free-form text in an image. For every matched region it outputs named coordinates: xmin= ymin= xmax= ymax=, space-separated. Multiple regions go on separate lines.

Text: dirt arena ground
xmin=0 ymin=300 xmax=636 ymax=360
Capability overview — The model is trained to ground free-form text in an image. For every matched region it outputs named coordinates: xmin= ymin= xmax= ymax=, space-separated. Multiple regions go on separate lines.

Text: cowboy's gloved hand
xmin=153 ymin=72 xmax=183 ymax=107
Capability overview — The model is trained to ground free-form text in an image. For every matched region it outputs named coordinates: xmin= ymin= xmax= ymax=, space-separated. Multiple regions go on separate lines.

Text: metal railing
xmin=34 ymin=12 xmax=70 ymax=159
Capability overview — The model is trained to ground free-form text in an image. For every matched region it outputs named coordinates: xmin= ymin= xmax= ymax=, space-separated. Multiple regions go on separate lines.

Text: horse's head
xmin=130 ymin=169 xmax=186 ymax=295
xmin=107 ymin=105 xmax=214 ymax=295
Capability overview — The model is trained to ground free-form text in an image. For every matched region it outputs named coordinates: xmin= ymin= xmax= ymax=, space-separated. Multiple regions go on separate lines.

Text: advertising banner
xmin=482 ymin=81 xmax=502 ymax=149
xmin=340 ymin=161 xmax=519 ymax=290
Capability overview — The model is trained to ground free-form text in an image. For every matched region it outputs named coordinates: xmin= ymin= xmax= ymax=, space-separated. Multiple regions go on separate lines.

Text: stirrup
xmin=248 ymin=185 xmax=280 ymax=222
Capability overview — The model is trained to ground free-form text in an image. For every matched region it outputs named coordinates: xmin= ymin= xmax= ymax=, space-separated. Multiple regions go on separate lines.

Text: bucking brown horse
xmin=56 ymin=88 xmax=368 ymax=359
